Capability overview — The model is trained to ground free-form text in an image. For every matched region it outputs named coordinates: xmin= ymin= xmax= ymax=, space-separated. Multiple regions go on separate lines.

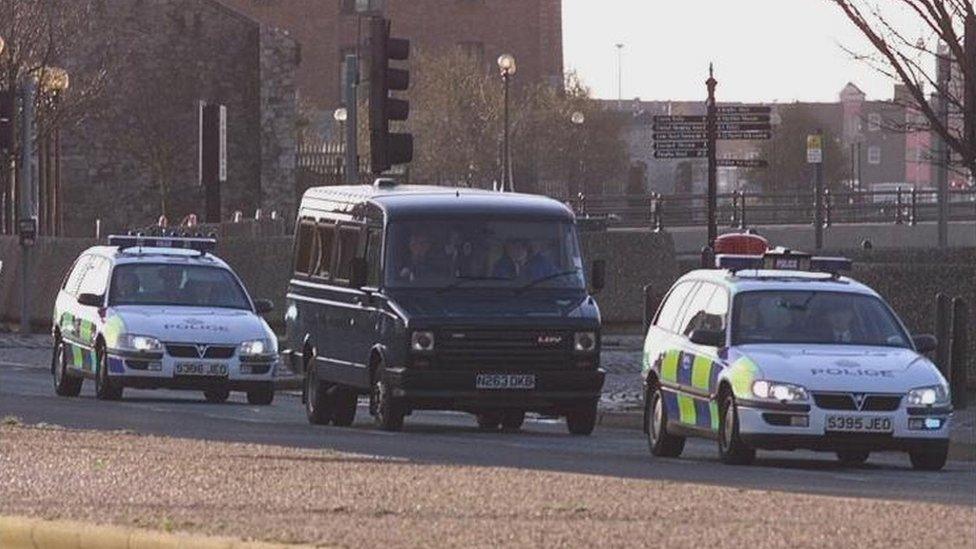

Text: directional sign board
xmin=718 ymin=131 xmax=773 ymax=140
xmin=654 ymin=150 xmax=707 ymax=159
xmin=807 ymin=134 xmax=823 ymax=164
xmin=653 ymin=132 xmax=707 ymax=141
xmin=716 ymin=105 xmax=771 ymax=114
xmin=715 ymin=114 xmax=771 ymax=124
xmin=653 ymin=123 xmax=707 ymax=132
xmin=653 ymin=141 xmax=707 ymax=150
xmin=653 ymin=115 xmax=705 ymax=123
xmin=717 ymin=158 xmax=768 ymax=168
xmin=717 ymin=122 xmax=771 ymax=132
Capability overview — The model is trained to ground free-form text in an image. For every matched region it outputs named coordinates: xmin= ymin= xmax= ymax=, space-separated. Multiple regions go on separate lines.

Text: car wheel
xmin=646 ymin=386 xmax=685 ymax=457
xmin=94 ymin=348 xmax=123 ymax=401
xmin=246 ymin=383 xmax=274 ymax=406
xmin=565 ymin=400 xmax=598 ymax=436
xmin=331 ymin=386 xmax=358 ymax=427
xmin=909 ymin=448 xmax=948 ymax=471
xmin=476 ymin=412 xmax=502 ymax=431
xmin=501 ymin=410 xmax=526 ymax=431
xmin=371 ymin=367 xmax=404 ymax=432
xmin=718 ymin=393 xmax=754 ymax=465
xmin=52 ymin=340 xmax=83 ymax=397
xmin=836 ymin=450 xmax=870 ymax=466
xmin=204 ymin=388 xmax=230 ymax=403
xmin=304 ymin=359 xmax=333 ymax=425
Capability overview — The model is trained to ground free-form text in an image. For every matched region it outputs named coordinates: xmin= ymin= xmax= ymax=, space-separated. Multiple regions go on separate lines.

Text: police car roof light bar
xmin=809 ymin=257 xmax=853 ymax=275
xmin=715 ymin=254 xmax=763 ymax=272
xmin=108 ymin=235 xmax=217 ymax=254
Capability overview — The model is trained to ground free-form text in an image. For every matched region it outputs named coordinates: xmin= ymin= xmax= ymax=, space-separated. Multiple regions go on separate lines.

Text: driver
xmin=159 ymin=267 xmax=184 ymax=301
xmin=492 ymin=238 xmax=531 ymax=280
xmin=113 ymin=270 xmax=140 ymax=302
xmin=825 ymin=307 xmax=857 ymax=343
xmin=398 ymin=231 xmax=440 ymax=282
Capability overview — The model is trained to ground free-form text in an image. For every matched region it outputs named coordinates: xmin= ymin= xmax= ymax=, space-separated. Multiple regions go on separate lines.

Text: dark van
xmin=283 ymin=182 xmax=606 ymax=434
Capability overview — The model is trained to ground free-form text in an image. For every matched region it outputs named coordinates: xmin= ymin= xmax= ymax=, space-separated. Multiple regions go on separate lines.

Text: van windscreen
xmin=386 ymin=219 xmax=585 ymax=290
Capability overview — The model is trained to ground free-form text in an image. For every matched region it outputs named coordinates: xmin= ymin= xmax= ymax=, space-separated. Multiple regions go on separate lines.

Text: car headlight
xmin=117 ymin=334 xmax=162 ymax=353
xmin=574 ymin=331 xmax=597 ymax=352
xmin=239 ymin=338 xmax=275 ymax=357
xmin=907 ymin=384 xmax=949 ymax=406
xmin=411 ymin=331 xmax=435 ymax=352
xmin=752 ymin=380 xmax=809 ymax=402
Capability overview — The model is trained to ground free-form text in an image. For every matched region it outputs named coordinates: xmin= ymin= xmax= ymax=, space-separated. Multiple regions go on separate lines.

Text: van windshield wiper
xmin=517 ymin=269 xmax=582 ymax=293
xmin=436 ymin=275 xmax=512 ymax=293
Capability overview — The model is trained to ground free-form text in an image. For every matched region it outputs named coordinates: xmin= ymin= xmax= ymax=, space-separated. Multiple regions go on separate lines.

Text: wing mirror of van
xmin=254 ymin=299 xmax=274 ymax=315
xmin=689 ymin=329 xmax=725 ymax=347
xmin=590 ymin=260 xmax=606 ymax=293
xmin=77 ymin=293 xmax=103 ymax=307
xmin=912 ymin=334 xmax=937 ymax=354
xmin=349 ymin=258 xmax=368 ymax=289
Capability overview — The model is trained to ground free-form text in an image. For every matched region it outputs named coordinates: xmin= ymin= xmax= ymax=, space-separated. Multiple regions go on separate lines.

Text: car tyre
xmin=246 ymin=383 xmax=274 ymax=406
xmin=501 ymin=410 xmax=526 ymax=431
xmin=304 ymin=359 xmax=333 ymax=425
xmin=718 ymin=393 xmax=755 ymax=465
xmin=204 ymin=388 xmax=230 ymax=403
xmin=646 ymin=386 xmax=685 ymax=457
xmin=565 ymin=400 xmax=598 ymax=436
xmin=52 ymin=340 xmax=83 ymax=397
xmin=331 ymin=386 xmax=358 ymax=427
xmin=371 ymin=367 xmax=404 ymax=432
xmin=836 ymin=450 xmax=870 ymax=466
xmin=909 ymin=448 xmax=948 ymax=471
xmin=94 ymin=347 xmax=123 ymax=401
xmin=476 ymin=412 xmax=502 ymax=431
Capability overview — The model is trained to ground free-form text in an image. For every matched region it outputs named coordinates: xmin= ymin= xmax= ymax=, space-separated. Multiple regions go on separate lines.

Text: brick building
xmin=219 ymin=0 xmax=564 ymax=110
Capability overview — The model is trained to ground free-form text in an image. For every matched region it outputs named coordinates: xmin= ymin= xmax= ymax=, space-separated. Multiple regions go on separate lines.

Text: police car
xmin=642 ymin=244 xmax=951 ymax=470
xmin=51 ymin=235 xmax=279 ymax=404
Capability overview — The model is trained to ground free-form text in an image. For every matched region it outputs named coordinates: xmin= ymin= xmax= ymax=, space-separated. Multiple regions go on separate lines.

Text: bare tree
xmin=829 ymin=0 xmax=975 ymax=179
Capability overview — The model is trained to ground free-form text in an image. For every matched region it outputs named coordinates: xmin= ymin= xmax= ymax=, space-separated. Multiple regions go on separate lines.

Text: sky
xmin=563 ymin=0 xmax=933 ymax=104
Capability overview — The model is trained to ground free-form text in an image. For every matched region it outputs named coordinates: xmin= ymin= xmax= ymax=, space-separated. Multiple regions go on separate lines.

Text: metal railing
xmin=571 ymin=188 xmax=976 ymax=229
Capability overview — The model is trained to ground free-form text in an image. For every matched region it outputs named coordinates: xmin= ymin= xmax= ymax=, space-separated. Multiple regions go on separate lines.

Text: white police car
xmin=642 ymin=249 xmax=951 ymax=470
xmin=51 ymin=235 xmax=279 ymax=404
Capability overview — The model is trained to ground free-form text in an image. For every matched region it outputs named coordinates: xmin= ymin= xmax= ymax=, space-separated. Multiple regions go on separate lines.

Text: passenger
xmin=491 ymin=238 xmax=531 ymax=280
xmin=398 ymin=231 xmax=440 ymax=282
xmin=113 ymin=270 xmax=140 ymax=302
xmin=526 ymin=240 xmax=558 ymax=279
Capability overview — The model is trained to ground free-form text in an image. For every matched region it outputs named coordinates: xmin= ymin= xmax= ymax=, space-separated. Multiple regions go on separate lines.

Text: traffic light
xmin=368 ymin=16 xmax=412 ymax=174
xmin=0 ymin=90 xmax=15 ymax=152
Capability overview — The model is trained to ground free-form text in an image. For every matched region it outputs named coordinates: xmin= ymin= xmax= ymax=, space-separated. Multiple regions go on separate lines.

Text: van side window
xmin=315 ymin=222 xmax=337 ymax=279
xmin=654 ymin=281 xmax=694 ymax=332
xmin=294 ymin=220 xmax=317 ymax=276
xmin=63 ymin=255 xmax=92 ymax=297
xmin=365 ymin=226 xmax=383 ymax=287
xmin=680 ymin=283 xmax=718 ymax=336
xmin=335 ymin=225 xmax=363 ymax=283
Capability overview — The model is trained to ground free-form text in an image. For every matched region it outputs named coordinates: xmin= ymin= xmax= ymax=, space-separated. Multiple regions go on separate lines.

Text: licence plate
xmin=175 ymin=362 xmax=228 ymax=377
xmin=825 ymin=415 xmax=892 ymax=433
xmin=475 ymin=374 xmax=535 ymax=390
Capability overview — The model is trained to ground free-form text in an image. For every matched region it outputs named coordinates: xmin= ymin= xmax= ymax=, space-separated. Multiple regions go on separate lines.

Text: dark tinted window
xmin=655 ymin=281 xmax=695 ymax=332
xmin=366 ymin=226 xmax=383 ymax=287
xmin=335 ymin=225 xmax=362 ymax=283
xmin=315 ymin=222 xmax=336 ymax=280
xmin=294 ymin=221 xmax=317 ymax=276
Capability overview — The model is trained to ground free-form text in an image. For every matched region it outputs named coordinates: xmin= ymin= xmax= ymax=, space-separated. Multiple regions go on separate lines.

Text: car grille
xmin=165 ymin=344 xmax=236 ymax=360
xmin=435 ymin=328 xmax=573 ymax=370
xmin=813 ymin=393 xmax=902 ymax=411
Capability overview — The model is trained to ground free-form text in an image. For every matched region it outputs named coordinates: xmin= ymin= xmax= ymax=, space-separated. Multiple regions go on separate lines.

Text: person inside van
xmin=527 ymin=239 xmax=558 ymax=279
xmin=398 ymin=230 xmax=442 ymax=282
xmin=492 ymin=238 xmax=530 ymax=280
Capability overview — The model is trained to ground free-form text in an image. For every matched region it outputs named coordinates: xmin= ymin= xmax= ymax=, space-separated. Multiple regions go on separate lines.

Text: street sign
xmin=715 ymin=114 xmax=771 ymax=124
xmin=653 ymin=123 xmax=706 ymax=132
xmin=717 ymin=158 xmax=768 ymax=168
xmin=718 ymin=130 xmax=772 ymax=140
xmin=717 ymin=122 xmax=771 ymax=132
xmin=653 ymin=132 xmax=707 ymax=141
xmin=653 ymin=115 xmax=705 ymax=123
xmin=654 ymin=150 xmax=708 ymax=159
xmin=716 ymin=105 xmax=771 ymax=114
xmin=807 ymin=134 xmax=823 ymax=164
xmin=653 ymin=141 xmax=707 ymax=150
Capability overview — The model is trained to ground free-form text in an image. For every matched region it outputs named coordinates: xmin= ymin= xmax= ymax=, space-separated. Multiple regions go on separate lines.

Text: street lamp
xmin=498 ymin=53 xmax=517 ymax=192
xmin=0 ymin=35 xmax=5 ymax=57
xmin=39 ymin=67 xmax=70 ymax=94
xmin=571 ymin=111 xmax=586 ymax=198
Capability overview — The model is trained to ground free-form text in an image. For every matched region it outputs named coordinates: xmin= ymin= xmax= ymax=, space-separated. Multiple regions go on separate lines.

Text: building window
xmin=868 ymin=113 xmax=882 ymax=132
xmin=868 ymin=145 xmax=881 ymax=165
xmin=457 ymin=41 xmax=485 ymax=67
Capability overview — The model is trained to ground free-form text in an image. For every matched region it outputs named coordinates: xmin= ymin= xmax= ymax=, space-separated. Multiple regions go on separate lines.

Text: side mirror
xmin=590 ymin=259 xmax=606 ymax=293
xmin=913 ymin=334 xmax=937 ymax=354
xmin=254 ymin=299 xmax=274 ymax=315
xmin=349 ymin=257 xmax=368 ymax=289
xmin=77 ymin=293 xmax=103 ymax=307
xmin=689 ymin=329 xmax=725 ymax=348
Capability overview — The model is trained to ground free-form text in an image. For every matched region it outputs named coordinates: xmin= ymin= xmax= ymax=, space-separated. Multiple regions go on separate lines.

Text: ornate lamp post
xmin=571 ymin=111 xmax=585 ymax=198
xmin=497 ymin=53 xmax=517 ymax=192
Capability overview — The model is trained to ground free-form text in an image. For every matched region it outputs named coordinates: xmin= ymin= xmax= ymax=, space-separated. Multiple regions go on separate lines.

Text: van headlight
xmin=411 ymin=331 xmax=435 ymax=352
xmin=907 ymin=384 xmax=949 ymax=406
xmin=752 ymin=380 xmax=808 ymax=402
xmin=240 ymin=338 xmax=275 ymax=357
xmin=574 ymin=332 xmax=597 ymax=352
xmin=117 ymin=334 xmax=162 ymax=353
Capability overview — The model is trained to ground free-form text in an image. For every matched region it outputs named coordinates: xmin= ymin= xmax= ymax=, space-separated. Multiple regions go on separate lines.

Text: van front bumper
xmin=383 ymin=367 xmax=605 ymax=413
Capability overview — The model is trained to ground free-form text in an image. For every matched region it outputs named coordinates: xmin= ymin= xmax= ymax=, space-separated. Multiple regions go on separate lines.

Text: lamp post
xmin=497 ymin=53 xmax=517 ymax=192
xmin=615 ymin=43 xmax=625 ymax=109
xmin=571 ymin=111 xmax=585 ymax=198
xmin=333 ymin=107 xmax=349 ymax=180
xmin=40 ymin=67 xmax=69 ymax=236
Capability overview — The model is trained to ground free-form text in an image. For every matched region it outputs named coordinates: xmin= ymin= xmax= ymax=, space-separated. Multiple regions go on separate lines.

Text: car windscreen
xmin=731 ymin=290 xmax=910 ymax=348
xmin=108 ymin=263 xmax=251 ymax=310
xmin=386 ymin=218 xmax=585 ymax=290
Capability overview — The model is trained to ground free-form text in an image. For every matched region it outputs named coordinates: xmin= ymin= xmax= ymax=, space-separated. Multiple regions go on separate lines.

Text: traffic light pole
xmin=705 ymin=65 xmax=718 ymax=248
xmin=344 ymin=55 xmax=359 ymax=184
xmin=19 ymin=80 xmax=36 ymax=334
xmin=814 ymin=129 xmax=825 ymax=251
xmin=936 ymin=49 xmax=950 ymax=248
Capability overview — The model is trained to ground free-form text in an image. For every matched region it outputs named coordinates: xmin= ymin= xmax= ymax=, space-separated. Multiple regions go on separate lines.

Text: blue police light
xmin=716 ymin=254 xmax=763 ymax=272
xmin=809 ymin=257 xmax=853 ymax=274
xmin=108 ymin=235 xmax=217 ymax=253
